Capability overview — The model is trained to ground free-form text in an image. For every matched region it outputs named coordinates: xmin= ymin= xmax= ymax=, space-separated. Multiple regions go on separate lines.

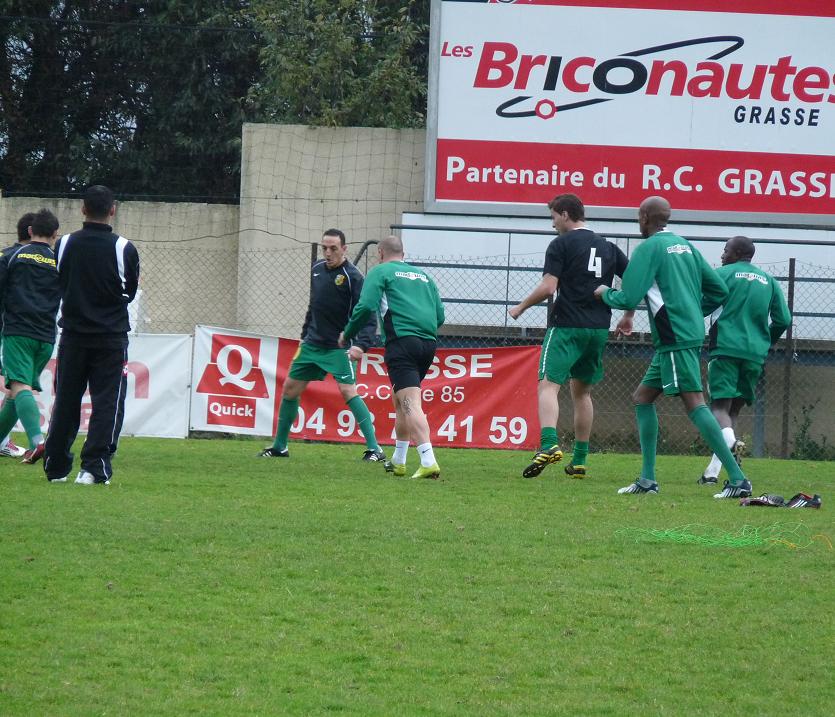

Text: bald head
xmin=638 ymin=196 xmax=671 ymax=238
xmin=378 ymin=235 xmax=404 ymax=262
xmin=722 ymin=235 xmax=755 ymax=265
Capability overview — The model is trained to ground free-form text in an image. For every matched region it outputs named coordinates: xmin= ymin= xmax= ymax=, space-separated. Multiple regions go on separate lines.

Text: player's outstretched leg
xmin=260 ymin=397 xmax=299 ymax=458
xmin=346 ymin=395 xmax=385 ymax=462
xmin=688 ymin=405 xmax=751 ymax=499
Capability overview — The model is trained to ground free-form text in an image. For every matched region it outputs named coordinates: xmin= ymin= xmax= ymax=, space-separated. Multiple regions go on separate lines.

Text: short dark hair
xmin=30 ymin=209 xmax=59 ymax=238
xmin=16 ymin=212 xmax=36 ymax=243
xmin=83 ymin=185 xmax=115 ymax=219
xmin=323 ymin=228 xmax=346 ymax=246
xmin=548 ymin=193 xmax=585 ymax=221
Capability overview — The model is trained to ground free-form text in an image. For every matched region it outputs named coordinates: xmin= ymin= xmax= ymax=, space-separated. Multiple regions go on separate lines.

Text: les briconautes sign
xmin=427 ymin=0 xmax=835 ymax=223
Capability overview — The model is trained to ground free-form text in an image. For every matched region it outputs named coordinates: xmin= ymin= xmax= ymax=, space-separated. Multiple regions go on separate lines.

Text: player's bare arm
xmin=508 ymin=274 xmax=558 ymax=320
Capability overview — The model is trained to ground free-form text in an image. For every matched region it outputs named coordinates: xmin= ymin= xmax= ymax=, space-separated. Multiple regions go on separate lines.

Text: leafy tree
xmin=0 ymin=1 xmax=429 ymax=200
xmin=0 ymin=1 xmax=262 ymax=200
xmin=249 ymin=0 xmax=428 ymax=128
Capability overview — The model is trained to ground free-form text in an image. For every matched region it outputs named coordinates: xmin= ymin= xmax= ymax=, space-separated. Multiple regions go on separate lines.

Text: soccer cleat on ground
xmin=740 ymin=493 xmax=785 ymax=507
xmin=618 ymin=480 xmax=660 ymax=495
xmin=697 ymin=474 xmax=719 ymax=485
xmin=0 ymin=440 xmax=26 ymax=458
xmin=522 ymin=445 xmax=563 ymax=478
xmin=564 ymin=463 xmax=587 ymax=479
xmin=384 ymin=460 xmax=406 ymax=477
xmin=786 ymin=492 xmax=822 ymax=509
xmin=258 ymin=447 xmax=289 ymax=458
xmin=362 ymin=448 xmax=386 ymax=462
xmin=713 ymin=479 xmax=753 ymax=499
xmin=731 ymin=439 xmax=745 ymax=467
xmin=21 ymin=443 xmax=45 ymax=464
xmin=411 ymin=463 xmax=441 ymax=480
xmin=75 ymin=470 xmax=109 ymax=485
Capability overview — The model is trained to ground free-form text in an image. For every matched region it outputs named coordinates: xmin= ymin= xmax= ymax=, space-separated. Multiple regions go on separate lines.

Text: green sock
xmin=272 ymin=397 xmax=300 ymax=451
xmin=572 ymin=440 xmax=589 ymax=467
xmin=0 ymin=398 xmax=19 ymax=443
xmin=540 ymin=427 xmax=558 ymax=451
xmin=635 ymin=404 xmax=658 ymax=484
xmin=688 ymin=405 xmax=746 ymax=484
xmin=14 ymin=390 xmax=43 ymax=447
xmin=347 ymin=395 xmax=379 ymax=450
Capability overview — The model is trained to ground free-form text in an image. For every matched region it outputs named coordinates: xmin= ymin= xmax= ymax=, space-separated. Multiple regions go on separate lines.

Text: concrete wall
xmin=0 ymin=195 xmax=240 ymax=334
xmin=237 ymin=124 xmax=425 ymax=336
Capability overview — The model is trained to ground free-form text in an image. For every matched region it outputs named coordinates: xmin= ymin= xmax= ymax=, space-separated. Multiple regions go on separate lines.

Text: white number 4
xmin=588 ymin=248 xmax=602 ymax=278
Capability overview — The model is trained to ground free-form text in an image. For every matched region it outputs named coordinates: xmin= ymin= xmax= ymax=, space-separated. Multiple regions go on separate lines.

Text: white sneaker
xmin=75 ymin=470 xmax=109 ymax=485
xmin=48 ymin=475 xmax=68 ymax=483
xmin=0 ymin=440 xmax=26 ymax=458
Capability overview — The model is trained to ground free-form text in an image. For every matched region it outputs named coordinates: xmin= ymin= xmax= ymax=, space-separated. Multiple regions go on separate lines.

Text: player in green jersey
xmin=699 ymin=236 xmax=791 ymax=485
xmin=340 ymin=235 xmax=445 ymax=480
xmin=594 ymin=196 xmax=753 ymax=499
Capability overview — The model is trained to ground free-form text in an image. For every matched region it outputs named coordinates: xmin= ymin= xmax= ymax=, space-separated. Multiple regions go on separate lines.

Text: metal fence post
xmin=779 ymin=257 xmax=796 ymax=459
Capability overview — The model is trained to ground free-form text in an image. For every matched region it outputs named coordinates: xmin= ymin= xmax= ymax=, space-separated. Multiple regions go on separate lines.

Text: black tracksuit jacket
xmin=0 ymin=241 xmax=61 ymax=343
xmin=302 ymin=259 xmax=377 ymax=350
xmin=55 ymin=222 xmax=140 ymax=335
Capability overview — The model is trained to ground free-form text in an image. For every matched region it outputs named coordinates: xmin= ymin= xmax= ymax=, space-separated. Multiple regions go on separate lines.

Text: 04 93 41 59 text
xmin=289 ymin=406 xmax=529 ymax=446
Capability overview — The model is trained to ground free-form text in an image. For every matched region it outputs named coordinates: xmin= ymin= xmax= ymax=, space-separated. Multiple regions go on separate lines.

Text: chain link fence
xmin=137 ymin=238 xmax=835 ymax=461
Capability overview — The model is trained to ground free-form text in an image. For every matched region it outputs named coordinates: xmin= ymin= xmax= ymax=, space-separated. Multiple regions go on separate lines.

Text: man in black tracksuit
xmin=44 ymin=185 xmax=140 ymax=485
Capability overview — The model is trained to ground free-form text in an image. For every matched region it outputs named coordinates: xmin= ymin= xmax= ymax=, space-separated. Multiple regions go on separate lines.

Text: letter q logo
xmin=196 ymin=334 xmax=270 ymax=398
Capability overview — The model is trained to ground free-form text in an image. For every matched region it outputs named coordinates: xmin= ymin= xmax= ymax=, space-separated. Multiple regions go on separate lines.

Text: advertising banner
xmin=190 ymin=326 xmax=280 ymax=435
xmin=32 ymin=333 xmax=192 ymax=438
xmin=428 ymin=0 xmax=835 ymax=223
xmin=275 ymin=338 xmax=540 ymax=451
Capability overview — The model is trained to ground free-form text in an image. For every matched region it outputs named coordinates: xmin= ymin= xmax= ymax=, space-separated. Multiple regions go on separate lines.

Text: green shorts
xmin=1 ymin=335 xmax=53 ymax=391
xmin=538 ymin=327 xmax=609 ymax=385
xmin=287 ymin=343 xmax=356 ymax=384
xmin=642 ymin=348 xmax=703 ymax=396
xmin=707 ymin=356 xmax=762 ymax=405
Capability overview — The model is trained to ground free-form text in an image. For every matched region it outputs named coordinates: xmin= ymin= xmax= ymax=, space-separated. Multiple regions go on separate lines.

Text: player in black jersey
xmin=509 ymin=194 xmax=633 ymax=479
xmin=0 ymin=212 xmax=35 ymax=459
xmin=0 ymin=209 xmax=60 ymax=464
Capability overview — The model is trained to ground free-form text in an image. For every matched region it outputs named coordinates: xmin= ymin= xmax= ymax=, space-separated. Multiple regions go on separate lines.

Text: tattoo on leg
xmin=402 ymin=397 xmax=412 ymax=415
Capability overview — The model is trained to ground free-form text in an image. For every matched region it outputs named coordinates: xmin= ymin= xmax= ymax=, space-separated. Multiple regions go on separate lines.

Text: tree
xmin=249 ymin=0 xmax=428 ymax=128
xmin=0 ymin=1 xmax=262 ymax=200
xmin=0 ymin=1 xmax=429 ymax=200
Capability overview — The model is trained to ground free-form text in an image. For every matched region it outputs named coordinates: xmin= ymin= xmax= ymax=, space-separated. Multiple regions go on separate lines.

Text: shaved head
xmin=639 ymin=196 xmax=671 ymax=237
xmin=727 ymin=235 xmax=755 ymax=259
xmin=721 ymin=235 xmax=755 ymax=265
xmin=378 ymin=235 xmax=404 ymax=261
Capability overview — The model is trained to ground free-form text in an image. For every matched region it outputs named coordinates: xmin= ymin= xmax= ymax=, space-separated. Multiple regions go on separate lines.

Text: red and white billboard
xmin=427 ymin=0 xmax=835 ymax=223
xmin=190 ymin=326 xmax=280 ymax=435
xmin=189 ymin=327 xmax=541 ymax=450
xmin=277 ymin=338 xmax=540 ymax=451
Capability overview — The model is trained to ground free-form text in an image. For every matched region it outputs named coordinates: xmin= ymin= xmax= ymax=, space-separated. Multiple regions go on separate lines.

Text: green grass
xmin=1 ymin=438 xmax=833 ymax=716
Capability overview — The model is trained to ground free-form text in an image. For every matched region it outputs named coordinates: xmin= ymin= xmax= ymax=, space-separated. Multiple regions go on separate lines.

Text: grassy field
xmin=1 ymin=437 xmax=833 ymax=716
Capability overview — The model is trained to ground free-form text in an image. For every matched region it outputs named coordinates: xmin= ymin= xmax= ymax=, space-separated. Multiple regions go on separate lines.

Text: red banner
xmin=436 ymin=139 xmax=835 ymax=215
xmin=276 ymin=339 xmax=540 ymax=451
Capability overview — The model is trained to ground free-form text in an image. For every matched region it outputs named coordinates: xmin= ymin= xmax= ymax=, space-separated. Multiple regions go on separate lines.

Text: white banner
xmin=189 ymin=325 xmax=280 ymax=436
xmin=428 ymin=0 xmax=835 ymax=222
xmin=30 ymin=333 xmax=192 ymax=439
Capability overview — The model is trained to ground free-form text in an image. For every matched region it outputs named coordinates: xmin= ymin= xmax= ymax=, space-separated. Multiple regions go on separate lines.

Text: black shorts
xmin=384 ymin=336 xmax=437 ymax=392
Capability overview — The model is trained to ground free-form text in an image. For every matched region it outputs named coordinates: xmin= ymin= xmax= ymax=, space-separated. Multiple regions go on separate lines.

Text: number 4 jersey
xmin=543 ymin=228 xmax=628 ymax=329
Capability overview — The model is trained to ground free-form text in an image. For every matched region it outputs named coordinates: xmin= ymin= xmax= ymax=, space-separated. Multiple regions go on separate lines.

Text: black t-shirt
xmin=543 ymin=228 xmax=628 ymax=329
